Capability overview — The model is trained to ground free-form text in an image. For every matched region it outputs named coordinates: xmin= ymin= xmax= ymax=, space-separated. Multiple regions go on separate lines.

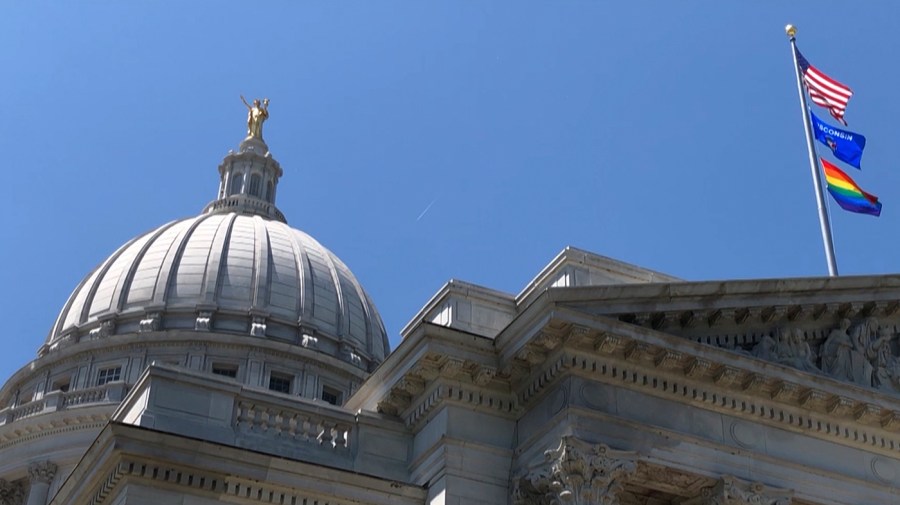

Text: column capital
xmin=515 ymin=436 xmax=638 ymax=505
xmin=27 ymin=461 xmax=57 ymax=485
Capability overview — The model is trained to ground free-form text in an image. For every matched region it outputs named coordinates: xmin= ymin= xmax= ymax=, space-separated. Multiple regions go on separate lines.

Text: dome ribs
xmin=154 ymin=215 xmax=210 ymax=309
xmin=202 ymin=213 xmax=238 ymax=305
xmin=266 ymin=222 xmax=302 ymax=320
xmin=217 ymin=216 xmax=256 ymax=304
xmin=250 ymin=216 xmax=271 ymax=314
xmin=124 ymin=221 xmax=193 ymax=307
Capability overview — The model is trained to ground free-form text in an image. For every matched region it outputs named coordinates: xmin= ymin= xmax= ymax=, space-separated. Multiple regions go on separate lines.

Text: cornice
xmin=509 ymin=309 xmax=900 ymax=460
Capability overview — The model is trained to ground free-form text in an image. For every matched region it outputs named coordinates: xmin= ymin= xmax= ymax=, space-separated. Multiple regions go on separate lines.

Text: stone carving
xmin=749 ymin=327 xmax=818 ymax=372
xmin=820 ymin=317 xmax=900 ymax=391
xmin=88 ymin=319 xmax=115 ymax=339
xmin=686 ymin=475 xmax=792 ymax=505
xmin=822 ymin=318 xmax=853 ymax=381
xmin=301 ymin=333 xmax=318 ymax=349
xmin=0 ymin=479 xmax=24 ymax=505
xmin=195 ymin=310 xmax=213 ymax=331
xmin=514 ymin=436 xmax=637 ymax=505
xmin=473 ymin=366 xmax=496 ymax=386
xmin=775 ymin=328 xmax=818 ymax=373
xmin=339 ymin=343 xmax=362 ymax=367
xmin=250 ymin=316 xmax=267 ymax=337
xmin=27 ymin=461 xmax=57 ymax=483
xmin=139 ymin=312 xmax=161 ymax=332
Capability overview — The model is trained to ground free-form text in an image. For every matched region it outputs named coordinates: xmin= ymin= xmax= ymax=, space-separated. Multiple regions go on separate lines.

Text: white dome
xmin=44 ymin=137 xmax=389 ymax=370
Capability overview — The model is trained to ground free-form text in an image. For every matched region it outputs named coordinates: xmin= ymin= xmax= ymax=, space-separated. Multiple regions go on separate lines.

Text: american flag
xmin=796 ymin=49 xmax=853 ymax=125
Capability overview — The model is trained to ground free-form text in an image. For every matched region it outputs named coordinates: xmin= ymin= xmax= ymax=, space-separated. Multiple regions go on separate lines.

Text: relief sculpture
xmin=746 ymin=318 xmax=900 ymax=394
xmin=818 ymin=317 xmax=899 ymax=392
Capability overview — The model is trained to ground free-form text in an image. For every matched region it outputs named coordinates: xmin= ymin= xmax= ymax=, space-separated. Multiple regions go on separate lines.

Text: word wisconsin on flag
xmin=796 ymin=48 xmax=853 ymax=125
xmin=810 ymin=111 xmax=866 ymax=169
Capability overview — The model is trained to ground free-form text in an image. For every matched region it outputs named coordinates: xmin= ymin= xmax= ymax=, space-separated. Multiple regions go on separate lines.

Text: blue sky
xmin=2 ymin=2 xmax=899 ymax=381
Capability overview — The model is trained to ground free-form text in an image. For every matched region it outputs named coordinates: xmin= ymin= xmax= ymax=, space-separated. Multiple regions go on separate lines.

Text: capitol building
xmin=1 ymin=105 xmax=900 ymax=505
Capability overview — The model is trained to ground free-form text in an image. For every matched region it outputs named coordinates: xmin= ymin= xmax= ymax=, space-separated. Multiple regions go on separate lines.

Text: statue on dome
xmin=241 ymin=95 xmax=270 ymax=140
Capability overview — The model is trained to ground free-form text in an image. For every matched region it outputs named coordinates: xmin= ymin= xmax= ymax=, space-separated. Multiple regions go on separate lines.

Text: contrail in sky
xmin=416 ymin=199 xmax=437 ymax=222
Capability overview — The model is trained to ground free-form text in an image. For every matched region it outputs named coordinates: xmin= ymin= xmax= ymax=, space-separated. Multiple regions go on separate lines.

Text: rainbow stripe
xmin=821 ymin=158 xmax=882 ymax=216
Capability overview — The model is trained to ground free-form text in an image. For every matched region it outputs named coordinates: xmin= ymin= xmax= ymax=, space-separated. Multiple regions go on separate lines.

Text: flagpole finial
xmin=785 ymin=24 xmax=797 ymax=38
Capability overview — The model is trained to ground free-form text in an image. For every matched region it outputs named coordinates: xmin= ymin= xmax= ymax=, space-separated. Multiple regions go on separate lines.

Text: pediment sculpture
xmin=746 ymin=317 xmax=900 ymax=393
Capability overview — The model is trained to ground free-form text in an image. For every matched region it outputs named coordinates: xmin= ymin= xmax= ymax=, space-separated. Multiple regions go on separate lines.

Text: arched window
xmin=249 ymin=174 xmax=261 ymax=197
xmin=266 ymin=181 xmax=274 ymax=201
xmin=230 ymin=172 xmax=243 ymax=195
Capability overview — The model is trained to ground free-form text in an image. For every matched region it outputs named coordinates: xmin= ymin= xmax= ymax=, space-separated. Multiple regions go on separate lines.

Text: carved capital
xmin=28 ymin=461 xmax=57 ymax=484
xmin=515 ymin=437 xmax=637 ymax=505
xmin=687 ymin=475 xmax=792 ymax=505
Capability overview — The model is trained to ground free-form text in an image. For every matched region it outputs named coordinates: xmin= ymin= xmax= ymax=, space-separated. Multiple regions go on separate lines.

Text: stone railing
xmin=7 ymin=399 xmax=46 ymax=423
xmin=234 ymin=400 xmax=352 ymax=449
xmin=0 ymin=382 xmax=128 ymax=426
xmin=60 ymin=383 xmax=126 ymax=408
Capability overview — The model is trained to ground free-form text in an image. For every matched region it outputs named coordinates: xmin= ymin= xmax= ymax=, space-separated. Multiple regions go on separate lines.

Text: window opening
xmin=212 ymin=364 xmax=238 ymax=378
xmin=268 ymin=373 xmax=292 ymax=394
xmin=97 ymin=366 xmax=122 ymax=386
xmin=230 ymin=172 xmax=243 ymax=195
xmin=321 ymin=386 xmax=342 ymax=406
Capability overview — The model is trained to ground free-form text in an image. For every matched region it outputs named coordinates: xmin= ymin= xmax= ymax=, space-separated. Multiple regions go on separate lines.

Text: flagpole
xmin=786 ymin=24 xmax=839 ymax=277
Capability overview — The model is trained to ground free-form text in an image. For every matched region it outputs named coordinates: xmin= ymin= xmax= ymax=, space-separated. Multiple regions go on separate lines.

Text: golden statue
xmin=240 ymin=95 xmax=270 ymax=140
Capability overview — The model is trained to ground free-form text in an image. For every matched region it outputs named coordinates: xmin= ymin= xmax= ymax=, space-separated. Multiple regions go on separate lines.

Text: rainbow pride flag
xmin=821 ymin=158 xmax=881 ymax=216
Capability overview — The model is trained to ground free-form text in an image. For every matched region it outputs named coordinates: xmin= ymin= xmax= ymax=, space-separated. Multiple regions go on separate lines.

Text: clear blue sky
xmin=2 ymin=2 xmax=899 ymax=382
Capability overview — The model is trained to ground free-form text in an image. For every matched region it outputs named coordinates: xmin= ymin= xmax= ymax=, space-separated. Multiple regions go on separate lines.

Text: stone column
xmin=685 ymin=475 xmax=793 ymax=505
xmin=514 ymin=436 xmax=638 ymax=505
xmin=25 ymin=461 xmax=57 ymax=505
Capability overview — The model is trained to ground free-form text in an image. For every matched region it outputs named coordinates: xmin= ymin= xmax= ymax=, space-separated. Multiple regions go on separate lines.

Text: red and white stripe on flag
xmin=804 ymin=64 xmax=852 ymax=125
